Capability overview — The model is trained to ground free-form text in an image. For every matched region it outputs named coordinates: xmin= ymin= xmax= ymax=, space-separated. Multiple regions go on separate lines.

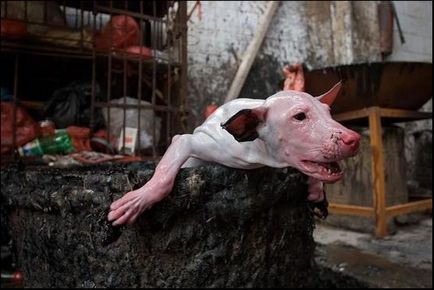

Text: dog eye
xmin=293 ymin=112 xmax=306 ymax=121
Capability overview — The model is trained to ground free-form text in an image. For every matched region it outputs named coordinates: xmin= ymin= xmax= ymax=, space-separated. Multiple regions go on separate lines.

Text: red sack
xmin=94 ymin=15 xmax=139 ymax=50
xmin=123 ymin=46 xmax=153 ymax=59
xmin=1 ymin=102 xmax=39 ymax=154
xmin=0 ymin=19 xmax=27 ymax=39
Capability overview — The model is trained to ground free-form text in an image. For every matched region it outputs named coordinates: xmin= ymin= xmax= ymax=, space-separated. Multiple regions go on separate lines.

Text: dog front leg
xmin=108 ymin=134 xmax=193 ymax=226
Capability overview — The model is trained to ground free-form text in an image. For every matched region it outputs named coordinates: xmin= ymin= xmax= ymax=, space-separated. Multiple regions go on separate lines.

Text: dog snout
xmin=341 ymin=131 xmax=360 ymax=152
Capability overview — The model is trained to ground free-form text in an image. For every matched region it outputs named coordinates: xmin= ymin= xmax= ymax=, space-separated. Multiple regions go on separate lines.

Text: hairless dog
xmin=108 ymin=82 xmax=360 ymax=226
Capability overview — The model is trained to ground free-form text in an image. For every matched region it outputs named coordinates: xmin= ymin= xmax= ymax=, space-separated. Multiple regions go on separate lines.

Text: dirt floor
xmin=313 ymin=215 xmax=432 ymax=288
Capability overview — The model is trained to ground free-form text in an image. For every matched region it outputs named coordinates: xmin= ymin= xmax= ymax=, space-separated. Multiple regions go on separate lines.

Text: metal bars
xmin=1 ymin=1 xmax=188 ymax=162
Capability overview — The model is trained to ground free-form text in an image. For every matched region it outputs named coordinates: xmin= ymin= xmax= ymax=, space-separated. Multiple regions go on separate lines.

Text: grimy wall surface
xmin=186 ymin=0 xmax=432 ymax=196
xmin=186 ymin=1 xmax=432 ymax=124
xmin=186 ymin=1 xmax=382 ymax=124
xmin=386 ymin=1 xmax=432 ymax=63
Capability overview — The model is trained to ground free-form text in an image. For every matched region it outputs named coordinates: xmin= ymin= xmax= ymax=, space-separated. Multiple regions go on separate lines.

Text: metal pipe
xmin=1 ymin=46 xmax=93 ymax=59
xmin=137 ymin=0 xmax=144 ymax=156
xmin=122 ymin=0 xmax=128 ymax=154
xmin=12 ymin=55 xmax=19 ymax=161
xmin=94 ymin=5 xmax=166 ymax=24
xmin=94 ymin=102 xmax=185 ymax=112
xmin=179 ymin=1 xmax=188 ymax=132
xmin=80 ymin=1 xmax=84 ymax=51
xmin=90 ymin=1 xmax=97 ymax=132
xmin=166 ymin=2 xmax=172 ymax=147
xmin=106 ymin=0 xmax=114 ymax=151
xmin=152 ymin=1 xmax=157 ymax=158
xmin=390 ymin=1 xmax=405 ymax=44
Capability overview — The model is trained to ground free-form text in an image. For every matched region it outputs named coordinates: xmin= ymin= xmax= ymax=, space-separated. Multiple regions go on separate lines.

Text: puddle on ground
xmin=316 ymin=244 xmax=432 ymax=288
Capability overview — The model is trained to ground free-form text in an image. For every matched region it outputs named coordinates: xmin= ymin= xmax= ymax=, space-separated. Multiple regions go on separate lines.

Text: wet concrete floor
xmin=314 ymin=216 xmax=432 ymax=288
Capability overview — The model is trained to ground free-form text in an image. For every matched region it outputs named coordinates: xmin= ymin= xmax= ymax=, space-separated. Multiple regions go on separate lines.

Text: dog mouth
xmin=300 ymin=160 xmax=343 ymax=182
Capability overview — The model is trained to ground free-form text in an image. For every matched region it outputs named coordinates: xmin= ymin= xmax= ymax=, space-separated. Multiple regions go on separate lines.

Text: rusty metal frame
xmin=1 ymin=0 xmax=188 ymax=162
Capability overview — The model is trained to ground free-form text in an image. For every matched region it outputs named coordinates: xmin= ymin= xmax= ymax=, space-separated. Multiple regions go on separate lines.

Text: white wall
xmin=386 ymin=1 xmax=432 ymax=63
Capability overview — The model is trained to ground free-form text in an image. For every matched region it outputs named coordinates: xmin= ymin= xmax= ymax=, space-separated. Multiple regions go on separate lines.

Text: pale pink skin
xmin=108 ymin=83 xmax=360 ymax=226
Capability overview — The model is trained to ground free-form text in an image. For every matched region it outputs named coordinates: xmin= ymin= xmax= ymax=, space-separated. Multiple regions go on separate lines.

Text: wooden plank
xmin=224 ymin=1 xmax=280 ymax=103
xmin=368 ymin=107 xmax=388 ymax=238
xmin=386 ymin=199 xmax=432 ymax=218
xmin=328 ymin=203 xmax=375 ymax=217
xmin=333 ymin=106 xmax=432 ymax=123
xmin=332 ymin=107 xmax=370 ymax=121
xmin=379 ymin=108 xmax=432 ymax=120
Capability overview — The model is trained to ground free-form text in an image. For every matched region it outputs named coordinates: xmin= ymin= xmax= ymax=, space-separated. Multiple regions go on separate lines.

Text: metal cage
xmin=0 ymin=0 xmax=188 ymax=164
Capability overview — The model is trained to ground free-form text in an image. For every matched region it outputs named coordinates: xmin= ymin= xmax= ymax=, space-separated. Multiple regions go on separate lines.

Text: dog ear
xmin=221 ymin=107 xmax=267 ymax=142
xmin=316 ymin=81 xmax=342 ymax=106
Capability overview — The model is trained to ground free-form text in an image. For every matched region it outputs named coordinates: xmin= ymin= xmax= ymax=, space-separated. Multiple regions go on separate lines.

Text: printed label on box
xmin=118 ymin=127 xmax=138 ymax=155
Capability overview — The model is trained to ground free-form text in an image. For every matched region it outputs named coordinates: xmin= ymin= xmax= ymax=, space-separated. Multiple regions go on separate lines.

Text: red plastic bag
xmin=94 ymin=15 xmax=139 ymax=50
xmin=282 ymin=64 xmax=305 ymax=92
xmin=0 ymin=19 xmax=27 ymax=39
xmin=1 ymin=102 xmax=39 ymax=154
xmin=123 ymin=46 xmax=153 ymax=59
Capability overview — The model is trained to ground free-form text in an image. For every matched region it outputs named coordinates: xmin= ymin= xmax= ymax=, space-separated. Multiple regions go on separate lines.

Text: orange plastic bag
xmin=94 ymin=15 xmax=139 ymax=50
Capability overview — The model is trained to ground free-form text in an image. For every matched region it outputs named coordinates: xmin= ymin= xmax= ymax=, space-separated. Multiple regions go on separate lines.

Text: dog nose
xmin=341 ymin=131 xmax=360 ymax=151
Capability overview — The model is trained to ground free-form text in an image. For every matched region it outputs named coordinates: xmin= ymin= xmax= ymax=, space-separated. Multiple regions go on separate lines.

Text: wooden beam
xmin=386 ymin=199 xmax=432 ymax=218
xmin=379 ymin=108 xmax=432 ymax=119
xmin=368 ymin=107 xmax=388 ymax=238
xmin=328 ymin=203 xmax=375 ymax=217
xmin=333 ymin=106 xmax=433 ymax=122
xmin=224 ymin=1 xmax=280 ymax=103
xmin=332 ymin=107 xmax=370 ymax=121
